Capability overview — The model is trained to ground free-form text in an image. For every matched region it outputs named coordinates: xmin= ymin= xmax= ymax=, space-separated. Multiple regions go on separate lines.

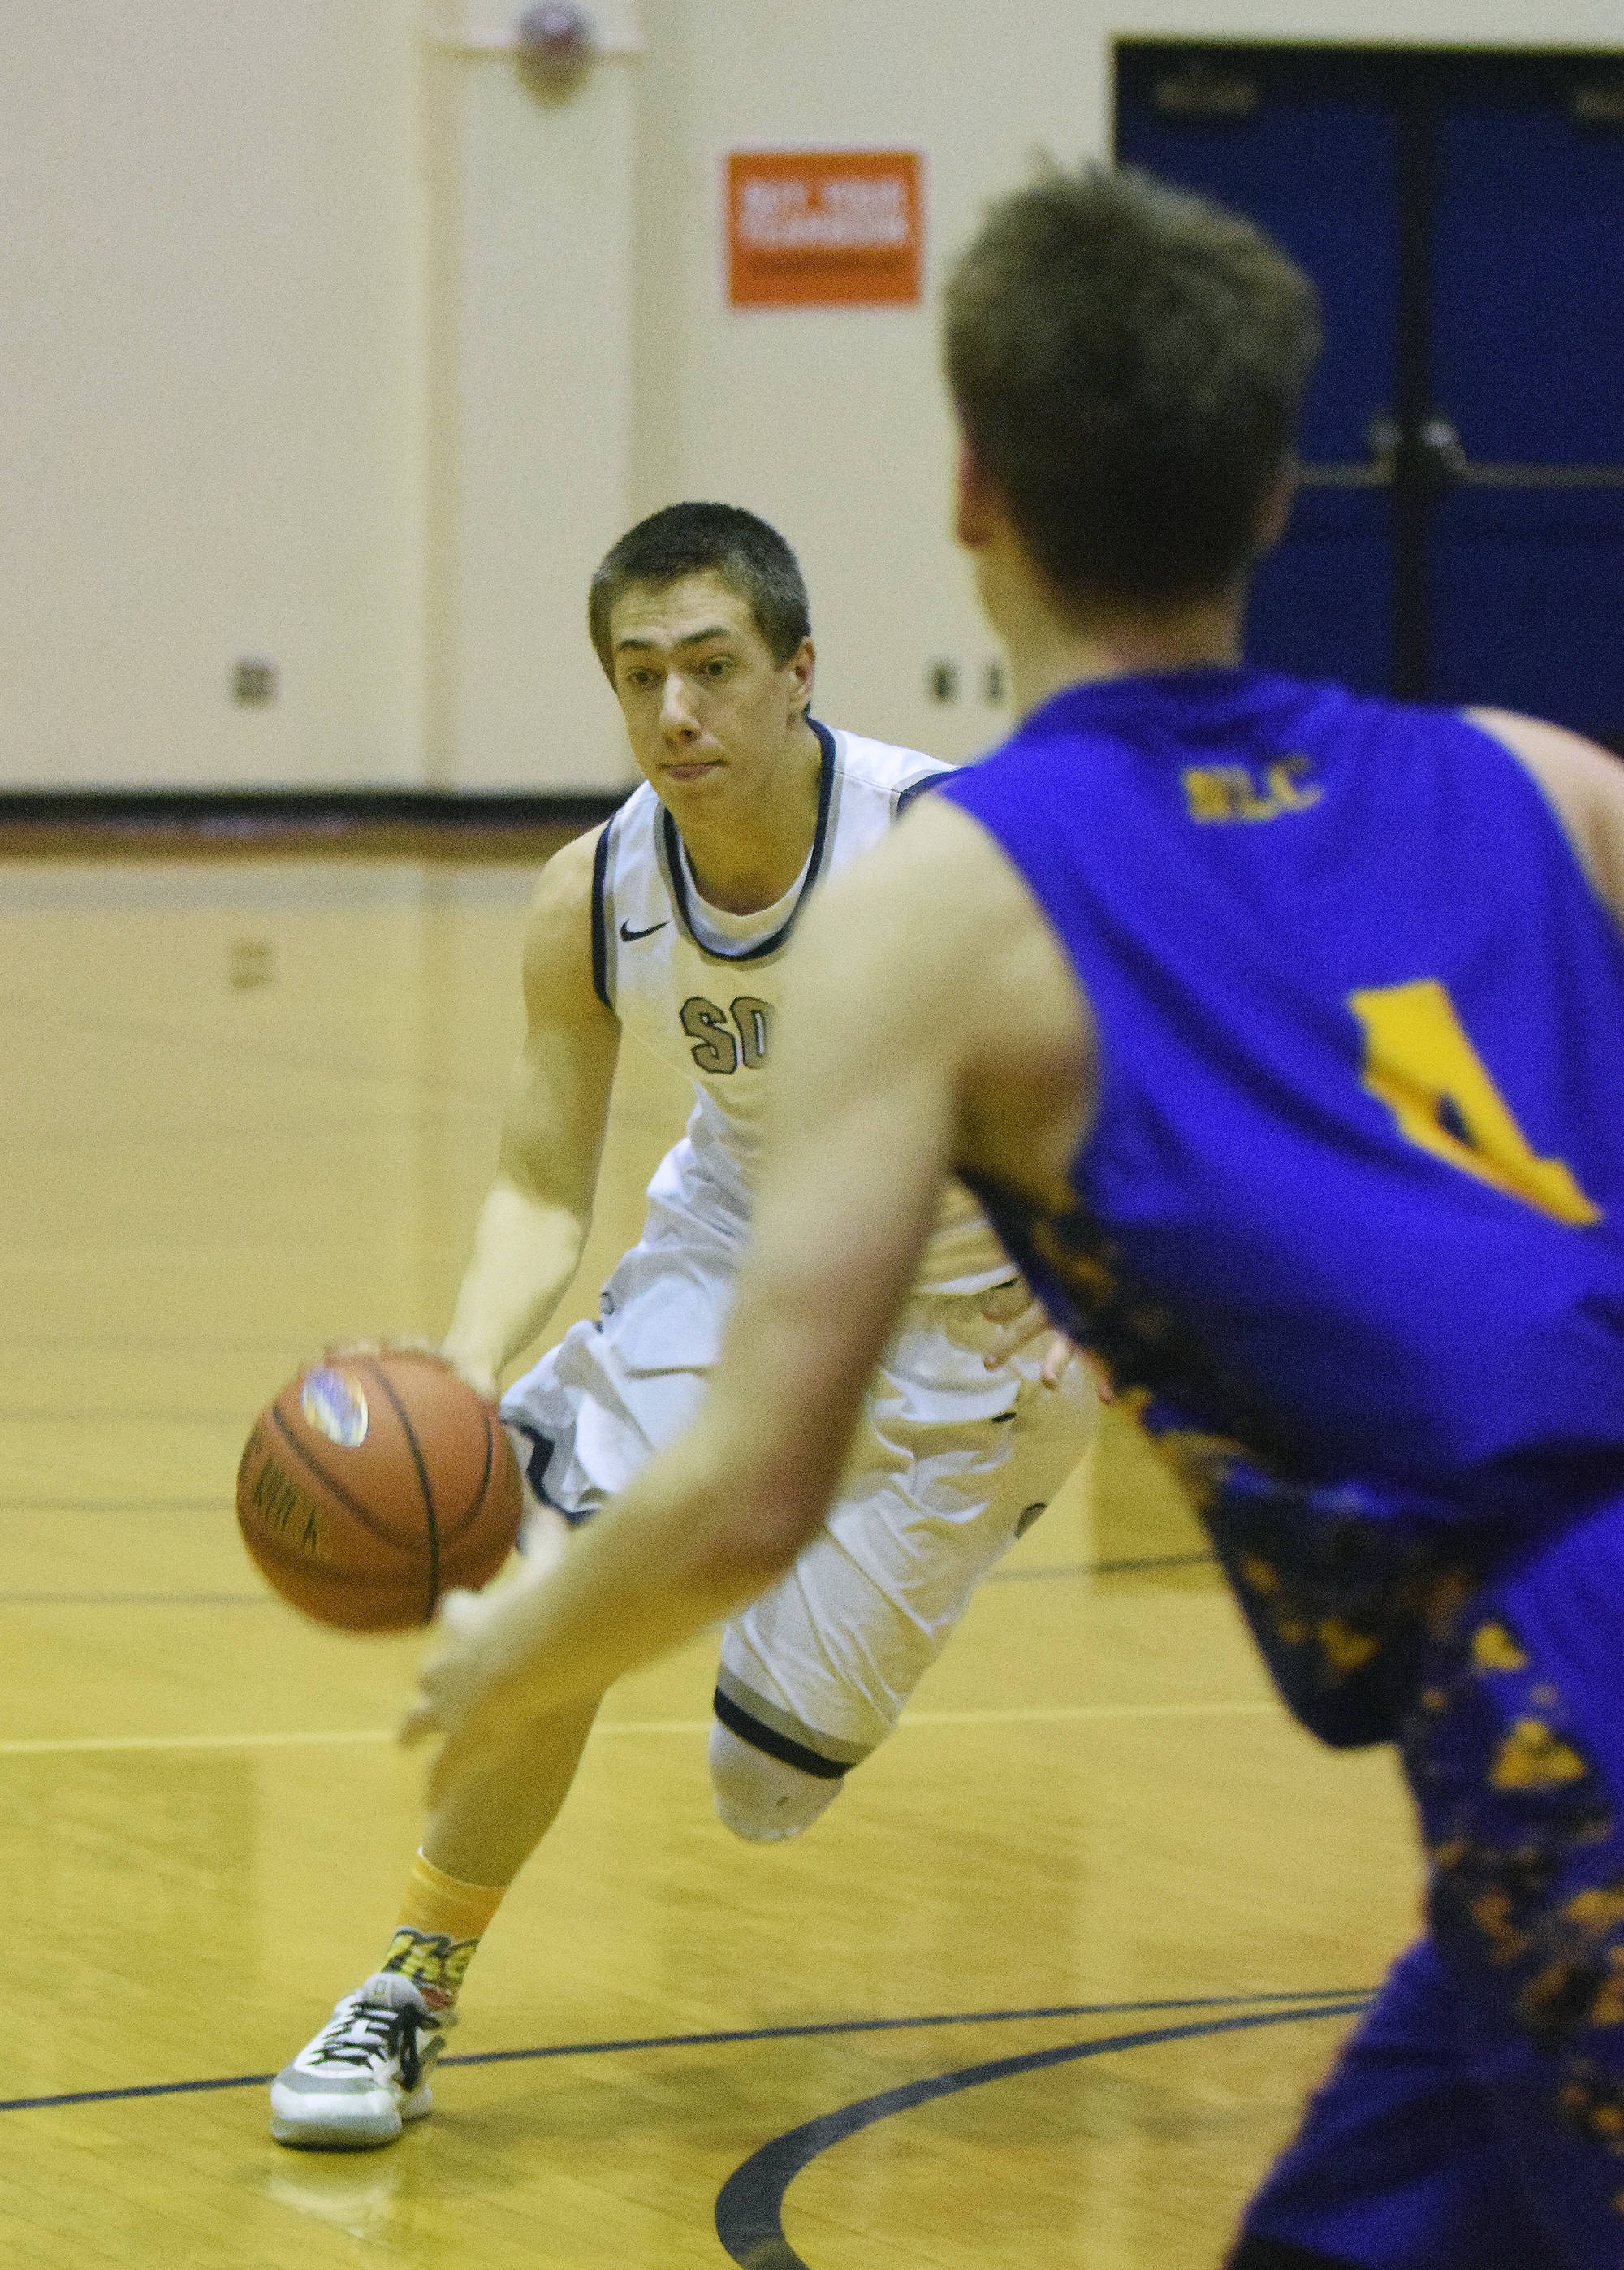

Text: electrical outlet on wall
xmin=927 ymin=660 xmax=960 ymax=703
xmin=233 ymin=659 xmax=278 ymax=707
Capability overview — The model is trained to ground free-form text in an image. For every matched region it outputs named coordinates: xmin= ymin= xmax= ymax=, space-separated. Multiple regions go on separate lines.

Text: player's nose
xmin=659 ymin=675 xmax=701 ymax=739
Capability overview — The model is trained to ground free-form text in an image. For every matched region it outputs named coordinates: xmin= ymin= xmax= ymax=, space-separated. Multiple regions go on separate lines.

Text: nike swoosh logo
xmin=619 ymin=919 xmax=669 ymax=943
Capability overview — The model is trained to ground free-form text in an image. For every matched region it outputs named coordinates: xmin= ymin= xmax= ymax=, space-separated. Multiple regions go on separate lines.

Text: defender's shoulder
xmin=1466 ymin=707 xmax=1624 ymax=927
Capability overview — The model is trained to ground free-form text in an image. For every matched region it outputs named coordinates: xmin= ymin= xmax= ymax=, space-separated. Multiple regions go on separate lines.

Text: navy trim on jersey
xmin=504 ymin=1419 xmax=594 ymax=1530
xmin=660 ymin=718 xmax=837 ymax=966
xmin=894 ymin=770 xmax=947 ymax=819
xmin=590 ymin=820 xmax=612 ymax=1008
xmin=712 ymin=1685 xmax=849 ymax=1780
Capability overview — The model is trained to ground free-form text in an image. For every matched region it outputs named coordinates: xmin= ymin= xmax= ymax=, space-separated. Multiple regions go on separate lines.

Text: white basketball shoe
xmin=270 ymin=1972 xmax=455 ymax=2148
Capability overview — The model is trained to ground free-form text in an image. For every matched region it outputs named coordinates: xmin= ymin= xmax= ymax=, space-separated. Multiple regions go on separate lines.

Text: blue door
xmin=1116 ymin=45 xmax=1624 ymax=745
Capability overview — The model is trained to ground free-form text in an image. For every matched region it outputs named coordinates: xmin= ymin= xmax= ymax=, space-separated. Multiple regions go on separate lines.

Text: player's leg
xmin=1237 ymin=1501 xmax=1624 ymax=2266
xmin=710 ymin=1282 xmax=1095 ymax=1840
xmin=1407 ymin=1503 xmax=1624 ymax=2263
xmin=1229 ymin=1939 xmax=1556 ymax=2270
xmin=272 ymin=1215 xmax=724 ymax=2147
xmin=270 ymin=1689 xmax=603 ymax=2151
xmin=269 ymin=1339 xmax=620 ymax=2151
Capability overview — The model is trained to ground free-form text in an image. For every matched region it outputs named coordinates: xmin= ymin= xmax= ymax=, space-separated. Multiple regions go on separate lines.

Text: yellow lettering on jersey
xmin=1183 ymin=756 xmax=1323 ymax=824
xmin=1348 ymin=979 xmax=1602 ymax=1226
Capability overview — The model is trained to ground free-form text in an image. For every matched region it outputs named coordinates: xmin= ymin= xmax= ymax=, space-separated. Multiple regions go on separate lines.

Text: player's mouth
xmin=661 ymin=759 xmax=723 ymax=785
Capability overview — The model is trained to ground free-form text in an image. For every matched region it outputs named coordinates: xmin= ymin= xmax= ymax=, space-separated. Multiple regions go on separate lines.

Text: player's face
xmin=607 ymin=573 xmax=815 ymax=817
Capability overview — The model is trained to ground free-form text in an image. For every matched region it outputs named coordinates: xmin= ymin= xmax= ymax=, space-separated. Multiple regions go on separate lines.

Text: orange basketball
xmin=236 ymin=1350 xmax=522 ymax=1631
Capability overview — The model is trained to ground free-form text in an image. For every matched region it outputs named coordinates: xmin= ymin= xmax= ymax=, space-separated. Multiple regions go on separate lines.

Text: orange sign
xmin=728 ymin=150 xmax=922 ymax=308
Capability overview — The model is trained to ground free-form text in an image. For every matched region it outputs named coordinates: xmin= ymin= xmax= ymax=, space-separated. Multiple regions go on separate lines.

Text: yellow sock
xmin=378 ymin=1850 xmax=507 ymax=2011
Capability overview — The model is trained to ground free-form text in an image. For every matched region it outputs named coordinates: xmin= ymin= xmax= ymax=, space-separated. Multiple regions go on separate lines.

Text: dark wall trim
xmin=0 ymin=788 xmax=630 ymax=831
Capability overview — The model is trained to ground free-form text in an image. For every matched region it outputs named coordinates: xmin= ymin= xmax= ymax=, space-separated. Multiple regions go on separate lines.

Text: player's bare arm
xmin=407 ymin=796 xmax=1092 ymax=1755
xmin=440 ymin=824 xmax=621 ymax=1399
xmin=1470 ymin=708 xmax=1624 ymax=937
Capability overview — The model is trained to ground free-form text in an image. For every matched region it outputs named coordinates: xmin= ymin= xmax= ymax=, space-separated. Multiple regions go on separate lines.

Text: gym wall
xmin=0 ymin=0 xmax=1609 ymax=794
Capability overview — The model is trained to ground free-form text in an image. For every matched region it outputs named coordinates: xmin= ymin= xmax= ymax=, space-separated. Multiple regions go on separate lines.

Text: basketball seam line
xmin=362 ymin=1360 xmax=441 ymax=1620
xmin=441 ymin=1407 xmax=496 ymax=1547
xmin=261 ymin=1407 xmax=421 ymax=1559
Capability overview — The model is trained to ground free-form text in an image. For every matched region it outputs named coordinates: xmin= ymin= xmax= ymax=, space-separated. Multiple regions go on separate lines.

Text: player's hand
xmin=323 ymin=1333 xmax=443 ymax=1366
xmin=980 ymin=1291 xmax=1088 ymax=1391
xmin=322 ymin=1335 xmax=498 ymax=1404
xmin=399 ymin=1586 xmax=505 ymax=1748
xmin=980 ymin=1292 xmax=1113 ymax=1399
xmin=439 ymin=1344 xmax=499 ymax=1403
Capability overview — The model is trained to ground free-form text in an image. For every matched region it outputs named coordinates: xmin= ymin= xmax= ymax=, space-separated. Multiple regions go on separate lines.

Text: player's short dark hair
xmin=588 ymin=504 xmax=811 ymax=678
xmin=944 ymin=164 xmax=1321 ymax=607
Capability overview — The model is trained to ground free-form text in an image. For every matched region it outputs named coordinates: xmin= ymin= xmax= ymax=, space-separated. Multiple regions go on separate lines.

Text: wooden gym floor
xmin=0 ymin=838 xmax=1419 ymax=2268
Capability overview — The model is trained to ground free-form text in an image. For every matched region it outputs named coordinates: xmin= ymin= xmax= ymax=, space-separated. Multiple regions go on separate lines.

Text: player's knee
xmin=707 ymin=1720 xmax=845 ymax=1842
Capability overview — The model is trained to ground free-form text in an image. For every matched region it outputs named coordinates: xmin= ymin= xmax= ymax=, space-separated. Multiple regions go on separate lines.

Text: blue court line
xmin=987 ymin=1550 xmax=1216 ymax=1584
xmin=715 ymin=1998 xmax=1371 ymax=2270
xmin=0 ymin=1989 xmax=1369 ymax=2117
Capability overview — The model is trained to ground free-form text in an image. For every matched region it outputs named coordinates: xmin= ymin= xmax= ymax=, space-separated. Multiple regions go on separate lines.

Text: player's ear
xmin=954 ymin=435 xmax=999 ymax=551
xmin=1254 ymin=459 xmax=1298 ymax=559
xmin=787 ymin=635 xmax=815 ymax=716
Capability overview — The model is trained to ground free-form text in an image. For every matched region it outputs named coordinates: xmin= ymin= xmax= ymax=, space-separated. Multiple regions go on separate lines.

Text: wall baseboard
xmin=0 ymin=786 xmax=630 ymax=849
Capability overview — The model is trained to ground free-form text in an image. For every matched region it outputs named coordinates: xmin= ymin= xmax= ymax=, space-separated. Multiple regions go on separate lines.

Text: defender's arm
xmin=409 ymin=798 xmax=1091 ymax=1749
xmin=442 ymin=826 xmax=620 ymax=1399
xmin=1471 ymin=709 xmax=1624 ymax=940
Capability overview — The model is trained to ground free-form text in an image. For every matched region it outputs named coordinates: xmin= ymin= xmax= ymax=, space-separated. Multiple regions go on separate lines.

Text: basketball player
xmin=405 ymin=171 xmax=1624 ymax=2266
xmin=269 ymin=503 xmax=1095 ymax=2148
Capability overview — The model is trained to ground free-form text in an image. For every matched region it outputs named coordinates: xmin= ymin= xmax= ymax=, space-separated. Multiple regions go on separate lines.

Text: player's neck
xmin=1003 ymin=594 xmax=1245 ymax=721
xmin=677 ymin=716 xmax=824 ymax=914
xmin=972 ymin=535 xmax=1246 ymax=720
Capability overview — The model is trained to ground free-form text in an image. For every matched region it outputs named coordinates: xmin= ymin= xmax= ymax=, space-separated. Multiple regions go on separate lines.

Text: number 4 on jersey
xmin=1348 ymin=979 xmax=1601 ymax=1226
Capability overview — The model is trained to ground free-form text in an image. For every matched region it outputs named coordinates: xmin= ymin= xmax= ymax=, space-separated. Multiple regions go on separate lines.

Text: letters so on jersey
xmin=728 ymin=150 xmax=922 ymax=308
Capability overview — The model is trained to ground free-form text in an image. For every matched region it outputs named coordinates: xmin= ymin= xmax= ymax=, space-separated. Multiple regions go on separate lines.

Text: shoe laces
xmin=309 ymin=1995 xmax=428 ymax=2091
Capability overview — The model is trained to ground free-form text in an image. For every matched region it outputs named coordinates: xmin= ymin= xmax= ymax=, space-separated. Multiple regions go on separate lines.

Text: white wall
xmin=0 ymin=2 xmax=427 ymax=789
xmin=1 ymin=1 xmax=1618 ymax=789
xmin=630 ymin=0 xmax=1624 ymax=763
xmin=632 ymin=0 xmax=1107 ymax=763
xmin=424 ymin=0 xmax=641 ymax=791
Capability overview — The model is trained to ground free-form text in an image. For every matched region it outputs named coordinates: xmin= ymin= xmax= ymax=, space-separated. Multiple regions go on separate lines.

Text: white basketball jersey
xmin=591 ymin=721 xmax=1012 ymax=1293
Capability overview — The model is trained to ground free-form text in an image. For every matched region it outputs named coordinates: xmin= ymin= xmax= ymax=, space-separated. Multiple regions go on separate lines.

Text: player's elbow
xmin=685 ymin=1472 xmax=827 ymax=1605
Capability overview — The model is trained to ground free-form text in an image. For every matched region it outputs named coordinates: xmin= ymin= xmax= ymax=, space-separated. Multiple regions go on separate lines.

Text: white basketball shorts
xmin=500 ymin=1186 xmax=1095 ymax=1771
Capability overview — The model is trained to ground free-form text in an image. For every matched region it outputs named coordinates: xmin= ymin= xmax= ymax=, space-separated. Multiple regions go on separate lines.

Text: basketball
xmin=236 ymin=1350 xmax=522 ymax=1631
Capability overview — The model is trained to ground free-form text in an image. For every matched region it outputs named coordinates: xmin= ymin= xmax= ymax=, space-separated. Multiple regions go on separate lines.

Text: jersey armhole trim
xmin=895 ymin=771 xmax=948 ymax=820
xmin=590 ymin=822 xmax=613 ymax=1009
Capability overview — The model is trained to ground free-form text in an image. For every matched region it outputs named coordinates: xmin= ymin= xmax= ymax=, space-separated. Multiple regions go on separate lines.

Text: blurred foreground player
xmin=270 ymin=503 xmax=1093 ymax=2147
xmin=406 ymin=171 xmax=1624 ymax=2265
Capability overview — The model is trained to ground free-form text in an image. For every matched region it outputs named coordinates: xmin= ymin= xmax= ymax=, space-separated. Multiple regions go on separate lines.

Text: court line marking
xmin=0 ymin=1499 xmax=231 ymax=1514
xmin=0 ymin=1988 xmax=1371 ymax=2117
xmin=0 ymin=1409 xmax=253 ymax=1425
xmin=0 ymin=1593 xmax=269 ymax=1608
xmin=0 ymin=983 xmax=511 ymax=1106
xmin=0 ymin=1513 xmax=1217 ymax=1589
xmin=0 ymin=1552 xmax=1216 ymax=1602
xmin=713 ymin=1999 xmax=1371 ymax=2270
xmin=987 ymin=1550 xmax=1216 ymax=1582
xmin=0 ymin=1698 xmax=1276 ymax=1758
